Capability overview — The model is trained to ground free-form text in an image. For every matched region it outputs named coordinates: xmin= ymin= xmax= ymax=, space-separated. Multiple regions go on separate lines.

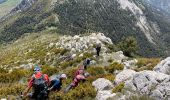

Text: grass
xmin=135 ymin=58 xmax=160 ymax=71
xmin=0 ymin=32 xmax=60 ymax=68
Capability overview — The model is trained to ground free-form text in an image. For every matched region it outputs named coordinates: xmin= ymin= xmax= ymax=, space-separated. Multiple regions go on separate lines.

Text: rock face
xmin=11 ymin=0 xmax=38 ymax=12
xmin=124 ymin=70 xmax=170 ymax=100
xmin=122 ymin=59 xmax=138 ymax=69
xmin=153 ymin=57 xmax=170 ymax=75
xmin=92 ymin=78 xmax=117 ymax=100
xmin=115 ymin=69 xmax=136 ymax=84
xmin=96 ymin=90 xmax=116 ymax=100
xmin=56 ymin=33 xmax=112 ymax=54
xmin=92 ymin=78 xmax=113 ymax=91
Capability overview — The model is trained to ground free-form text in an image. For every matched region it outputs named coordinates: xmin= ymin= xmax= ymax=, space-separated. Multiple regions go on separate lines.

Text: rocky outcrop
xmin=96 ymin=90 xmax=116 ymax=100
xmin=92 ymin=78 xmax=117 ymax=100
xmin=124 ymin=70 xmax=170 ymax=100
xmin=92 ymin=78 xmax=113 ymax=91
xmin=122 ymin=59 xmax=138 ymax=69
xmin=153 ymin=57 xmax=170 ymax=75
xmin=55 ymin=33 xmax=112 ymax=53
xmin=115 ymin=69 xmax=136 ymax=84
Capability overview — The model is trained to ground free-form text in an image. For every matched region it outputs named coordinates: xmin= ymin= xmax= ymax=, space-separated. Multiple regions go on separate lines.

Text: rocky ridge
xmin=93 ymin=57 xmax=170 ymax=100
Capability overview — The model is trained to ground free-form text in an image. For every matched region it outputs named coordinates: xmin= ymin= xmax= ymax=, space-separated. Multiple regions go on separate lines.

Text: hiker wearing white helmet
xmin=48 ymin=74 xmax=67 ymax=92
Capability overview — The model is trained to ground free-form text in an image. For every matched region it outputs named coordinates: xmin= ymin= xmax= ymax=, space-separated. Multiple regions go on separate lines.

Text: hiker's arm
xmin=23 ymin=86 xmax=31 ymax=96
xmin=49 ymin=81 xmax=58 ymax=91
xmin=23 ymin=78 xmax=33 ymax=96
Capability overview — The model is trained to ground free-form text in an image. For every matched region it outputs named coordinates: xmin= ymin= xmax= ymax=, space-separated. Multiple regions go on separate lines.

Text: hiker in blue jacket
xmin=48 ymin=74 xmax=67 ymax=92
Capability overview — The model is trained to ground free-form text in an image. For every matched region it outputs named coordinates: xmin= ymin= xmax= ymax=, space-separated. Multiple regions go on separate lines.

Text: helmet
xmin=84 ymin=72 xmax=90 ymax=77
xmin=33 ymin=65 xmax=41 ymax=72
xmin=60 ymin=74 xmax=67 ymax=79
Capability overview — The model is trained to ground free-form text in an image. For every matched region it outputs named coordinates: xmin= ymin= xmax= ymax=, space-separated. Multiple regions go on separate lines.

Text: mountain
xmin=1 ymin=0 xmax=170 ymax=99
xmin=0 ymin=0 xmax=22 ymax=19
xmin=143 ymin=0 xmax=170 ymax=15
xmin=0 ymin=0 xmax=6 ymax=4
xmin=0 ymin=0 xmax=170 ymax=57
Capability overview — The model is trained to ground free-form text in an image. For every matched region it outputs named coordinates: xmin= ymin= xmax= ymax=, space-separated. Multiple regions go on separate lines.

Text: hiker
xmin=48 ymin=74 xmax=67 ymax=92
xmin=64 ymin=72 xmax=90 ymax=93
xmin=74 ymin=65 xmax=85 ymax=78
xmin=95 ymin=43 xmax=101 ymax=56
xmin=23 ymin=65 xmax=50 ymax=100
xmin=83 ymin=58 xmax=91 ymax=69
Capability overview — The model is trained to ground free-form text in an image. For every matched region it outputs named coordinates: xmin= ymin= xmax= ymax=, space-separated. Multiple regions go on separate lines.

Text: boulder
xmin=92 ymin=78 xmax=113 ymax=91
xmin=124 ymin=71 xmax=170 ymax=100
xmin=115 ymin=69 xmax=136 ymax=84
xmin=123 ymin=59 xmax=138 ymax=69
xmin=153 ymin=57 xmax=170 ymax=75
xmin=96 ymin=90 xmax=116 ymax=100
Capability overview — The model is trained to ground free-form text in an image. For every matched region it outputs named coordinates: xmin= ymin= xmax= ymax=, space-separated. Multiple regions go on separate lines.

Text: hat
xmin=60 ymin=74 xmax=67 ymax=79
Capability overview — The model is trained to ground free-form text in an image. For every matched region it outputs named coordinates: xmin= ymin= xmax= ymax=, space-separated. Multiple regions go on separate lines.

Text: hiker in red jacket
xmin=23 ymin=65 xmax=50 ymax=100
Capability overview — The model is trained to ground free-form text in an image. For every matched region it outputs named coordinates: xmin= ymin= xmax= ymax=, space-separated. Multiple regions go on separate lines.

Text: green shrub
xmin=0 ymin=68 xmax=8 ymax=74
xmin=87 ymin=67 xmax=105 ymax=76
xmin=60 ymin=49 xmax=69 ymax=55
xmin=106 ymin=43 xmax=118 ymax=53
xmin=0 ymin=84 xmax=25 ymax=98
xmin=108 ymin=59 xmax=113 ymax=63
xmin=64 ymin=67 xmax=77 ymax=78
xmin=127 ymin=94 xmax=154 ymax=100
xmin=50 ymin=82 xmax=96 ymax=100
xmin=50 ymin=48 xmax=63 ymax=55
xmin=103 ymin=73 xmax=115 ymax=81
xmin=112 ymin=83 xmax=125 ymax=93
xmin=60 ymin=61 xmax=74 ymax=69
xmin=136 ymin=58 xmax=160 ymax=70
xmin=42 ymin=66 xmax=59 ymax=76
xmin=118 ymin=36 xmax=138 ymax=57
xmin=0 ymin=69 xmax=30 ymax=83
xmin=105 ymin=62 xmax=124 ymax=73
xmin=83 ymin=52 xmax=93 ymax=59
xmin=87 ymin=73 xmax=115 ymax=83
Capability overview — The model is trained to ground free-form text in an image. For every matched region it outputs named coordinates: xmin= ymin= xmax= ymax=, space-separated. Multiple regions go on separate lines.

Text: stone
xmin=153 ymin=57 xmax=170 ymax=75
xmin=123 ymin=59 xmax=138 ymax=69
xmin=92 ymin=78 xmax=114 ymax=91
xmin=96 ymin=90 xmax=116 ymax=100
xmin=71 ymin=54 xmax=77 ymax=58
xmin=124 ymin=70 xmax=170 ymax=100
xmin=115 ymin=69 xmax=136 ymax=85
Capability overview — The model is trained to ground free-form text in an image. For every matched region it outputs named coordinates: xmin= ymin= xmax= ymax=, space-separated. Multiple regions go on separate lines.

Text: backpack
xmin=32 ymin=73 xmax=48 ymax=95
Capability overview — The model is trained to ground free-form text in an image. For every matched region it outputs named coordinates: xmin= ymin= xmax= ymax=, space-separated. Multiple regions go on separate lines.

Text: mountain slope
xmin=0 ymin=0 xmax=22 ymax=18
xmin=53 ymin=0 xmax=169 ymax=57
xmin=0 ymin=0 xmax=169 ymax=57
xmin=144 ymin=0 xmax=170 ymax=15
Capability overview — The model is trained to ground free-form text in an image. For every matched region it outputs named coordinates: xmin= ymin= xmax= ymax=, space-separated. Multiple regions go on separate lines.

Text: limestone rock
xmin=96 ymin=90 xmax=116 ymax=100
xmin=153 ymin=57 xmax=170 ymax=75
xmin=92 ymin=78 xmax=113 ymax=91
xmin=115 ymin=69 xmax=136 ymax=84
